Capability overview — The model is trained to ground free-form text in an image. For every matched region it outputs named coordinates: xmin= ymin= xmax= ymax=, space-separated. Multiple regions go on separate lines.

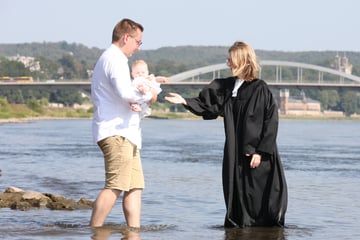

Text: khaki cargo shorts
xmin=97 ymin=135 xmax=144 ymax=191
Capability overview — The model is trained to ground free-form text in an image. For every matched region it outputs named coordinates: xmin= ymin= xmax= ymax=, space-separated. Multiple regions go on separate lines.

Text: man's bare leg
xmin=123 ymin=188 xmax=142 ymax=227
xmin=90 ymin=188 xmax=121 ymax=227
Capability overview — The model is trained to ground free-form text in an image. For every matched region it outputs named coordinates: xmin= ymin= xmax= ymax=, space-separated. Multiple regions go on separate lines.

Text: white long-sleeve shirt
xmin=91 ymin=44 xmax=152 ymax=148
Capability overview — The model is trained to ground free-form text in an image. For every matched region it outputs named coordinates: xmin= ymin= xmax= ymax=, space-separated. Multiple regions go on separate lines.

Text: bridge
xmin=169 ymin=60 xmax=360 ymax=83
xmin=1 ymin=61 xmax=360 ymax=93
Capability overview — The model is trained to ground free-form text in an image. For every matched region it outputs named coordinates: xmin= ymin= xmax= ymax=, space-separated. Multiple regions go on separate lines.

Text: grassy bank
xmin=1 ymin=103 xmax=359 ymax=123
xmin=0 ymin=103 xmax=93 ymax=123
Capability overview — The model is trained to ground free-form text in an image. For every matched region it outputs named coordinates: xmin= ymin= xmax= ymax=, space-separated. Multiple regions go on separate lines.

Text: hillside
xmin=1 ymin=42 xmax=359 ymax=116
xmin=1 ymin=42 xmax=360 ymax=76
xmin=0 ymin=42 xmax=103 ymax=67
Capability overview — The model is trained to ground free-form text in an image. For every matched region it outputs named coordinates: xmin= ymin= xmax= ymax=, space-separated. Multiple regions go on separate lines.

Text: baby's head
xmin=131 ymin=60 xmax=149 ymax=78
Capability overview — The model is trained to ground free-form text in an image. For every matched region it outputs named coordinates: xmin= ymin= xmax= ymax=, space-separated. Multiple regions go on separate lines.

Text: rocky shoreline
xmin=0 ymin=186 xmax=93 ymax=211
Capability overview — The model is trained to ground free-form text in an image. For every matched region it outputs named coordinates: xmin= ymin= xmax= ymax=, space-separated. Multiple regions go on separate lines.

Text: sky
xmin=1 ymin=0 xmax=359 ymax=52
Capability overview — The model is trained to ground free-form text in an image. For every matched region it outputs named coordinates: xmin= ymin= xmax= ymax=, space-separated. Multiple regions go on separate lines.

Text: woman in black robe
xmin=165 ymin=41 xmax=288 ymax=228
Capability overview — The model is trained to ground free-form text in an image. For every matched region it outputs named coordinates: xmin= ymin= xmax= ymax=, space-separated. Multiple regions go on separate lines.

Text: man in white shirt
xmin=90 ymin=18 xmax=157 ymax=228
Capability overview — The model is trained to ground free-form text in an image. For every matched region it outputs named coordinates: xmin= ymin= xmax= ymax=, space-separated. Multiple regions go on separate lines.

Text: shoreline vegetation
xmin=0 ymin=104 xmax=359 ymax=123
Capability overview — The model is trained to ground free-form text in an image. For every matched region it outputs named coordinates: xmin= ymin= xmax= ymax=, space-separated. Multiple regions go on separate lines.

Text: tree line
xmin=0 ymin=42 xmax=359 ymax=115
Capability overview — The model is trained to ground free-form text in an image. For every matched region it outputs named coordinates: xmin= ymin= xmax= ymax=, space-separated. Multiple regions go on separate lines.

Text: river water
xmin=0 ymin=119 xmax=359 ymax=240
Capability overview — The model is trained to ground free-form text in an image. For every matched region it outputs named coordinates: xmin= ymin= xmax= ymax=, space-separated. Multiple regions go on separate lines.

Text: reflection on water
xmin=90 ymin=224 xmax=173 ymax=240
xmin=0 ymin=119 xmax=360 ymax=240
xmin=224 ymin=227 xmax=286 ymax=240
xmin=91 ymin=225 xmax=141 ymax=240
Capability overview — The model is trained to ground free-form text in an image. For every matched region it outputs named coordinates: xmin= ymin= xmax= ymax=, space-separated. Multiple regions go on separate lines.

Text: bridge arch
xmin=169 ymin=60 xmax=360 ymax=84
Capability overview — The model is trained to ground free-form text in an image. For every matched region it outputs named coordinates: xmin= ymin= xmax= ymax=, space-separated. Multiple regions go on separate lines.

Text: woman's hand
xmin=246 ymin=153 xmax=261 ymax=168
xmin=165 ymin=92 xmax=187 ymax=105
xmin=154 ymin=76 xmax=168 ymax=83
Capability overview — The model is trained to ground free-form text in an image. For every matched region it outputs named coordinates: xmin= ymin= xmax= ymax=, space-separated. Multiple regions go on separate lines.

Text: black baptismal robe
xmin=184 ymin=77 xmax=288 ymax=227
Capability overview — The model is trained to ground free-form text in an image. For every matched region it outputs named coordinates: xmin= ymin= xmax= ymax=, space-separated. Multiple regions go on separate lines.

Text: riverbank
xmin=1 ymin=104 xmax=359 ymax=122
xmin=0 ymin=103 xmax=93 ymax=123
xmin=0 ymin=116 xmax=91 ymax=123
xmin=1 ymin=112 xmax=359 ymax=123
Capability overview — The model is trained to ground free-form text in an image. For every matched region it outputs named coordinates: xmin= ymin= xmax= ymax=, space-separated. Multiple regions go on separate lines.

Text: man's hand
xmin=130 ymin=103 xmax=142 ymax=112
xmin=148 ymin=87 xmax=158 ymax=105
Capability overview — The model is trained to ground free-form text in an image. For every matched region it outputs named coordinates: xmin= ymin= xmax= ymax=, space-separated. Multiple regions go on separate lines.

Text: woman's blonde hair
xmin=228 ymin=41 xmax=259 ymax=81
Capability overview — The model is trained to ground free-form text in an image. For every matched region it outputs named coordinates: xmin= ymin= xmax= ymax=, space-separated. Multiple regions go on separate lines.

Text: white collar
xmin=232 ymin=79 xmax=244 ymax=97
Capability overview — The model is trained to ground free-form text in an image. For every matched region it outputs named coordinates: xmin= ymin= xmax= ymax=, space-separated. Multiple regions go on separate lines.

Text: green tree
xmin=150 ymin=59 xmax=191 ymax=77
xmin=0 ymin=97 xmax=10 ymax=112
xmin=6 ymin=89 xmax=24 ymax=103
xmin=319 ymin=90 xmax=340 ymax=110
xmin=340 ymin=91 xmax=357 ymax=116
xmin=1 ymin=89 xmax=37 ymax=103
xmin=50 ymin=89 xmax=84 ymax=106
xmin=35 ymin=56 xmax=61 ymax=80
xmin=352 ymin=65 xmax=360 ymax=77
xmin=58 ymin=54 xmax=87 ymax=80
xmin=320 ymin=90 xmax=329 ymax=110
xmin=58 ymin=54 xmax=76 ymax=79
xmin=26 ymin=98 xmax=44 ymax=113
xmin=327 ymin=90 xmax=340 ymax=109
xmin=0 ymin=59 xmax=31 ymax=77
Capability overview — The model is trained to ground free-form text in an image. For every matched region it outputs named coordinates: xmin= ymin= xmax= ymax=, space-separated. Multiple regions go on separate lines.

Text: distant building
xmin=333 ymin=53 xmax=352 ymax=74
xmin=279 ymin=89 xmax=321 ymax=115
xmin=7 ymin=55 xmax=40 ymax=72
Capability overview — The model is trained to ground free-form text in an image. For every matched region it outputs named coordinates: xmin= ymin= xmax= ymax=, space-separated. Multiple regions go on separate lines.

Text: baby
xmin=130 ymin=60 xmax=167 ymax=117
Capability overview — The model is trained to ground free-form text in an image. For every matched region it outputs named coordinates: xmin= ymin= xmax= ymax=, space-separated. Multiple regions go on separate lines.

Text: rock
xmin=0 ymin=186 xmax=94 ymax=211
xmin=11 ymin=191 xmax=52 ymax=210
xmin=0 ymin=192 xmax=23 ymax=208
xmin=11 ymin=201 xmax=32 ymax=211
xmin=5 ymin=186 xmax=24 ymax=193
xmin=47 ymin=198 xmax=76 ymax=210
xmin=77 ymin=197 xmax=93 ymax=209
xmin=44 ymin=193 xmax=76 ymax=210
xmin=22 ymin=191 xmax=49 ymax=200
